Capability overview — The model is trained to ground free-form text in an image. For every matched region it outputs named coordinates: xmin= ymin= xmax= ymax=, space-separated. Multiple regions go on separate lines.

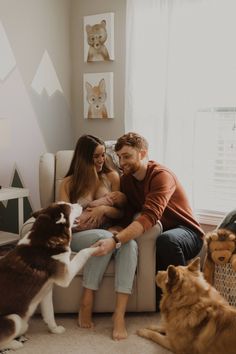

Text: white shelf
xmin=0 ymin=187 xmax=29 ymax=246
xmin=0 ymin=187 xmax=29 ymax=201
xmin=0 ymin=231 xmax=20 ymax=246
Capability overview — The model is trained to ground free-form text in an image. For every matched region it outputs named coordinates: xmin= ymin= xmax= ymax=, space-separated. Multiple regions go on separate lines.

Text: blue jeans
xmin=71 ymin=229 xmax=138 ymax=294
xmin=156 ymin=225 xmax=203 ymax=271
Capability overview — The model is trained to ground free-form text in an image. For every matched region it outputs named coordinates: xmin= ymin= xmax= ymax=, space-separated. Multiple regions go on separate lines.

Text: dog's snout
xmin=219 ymin=256 xmax=225 ymax=262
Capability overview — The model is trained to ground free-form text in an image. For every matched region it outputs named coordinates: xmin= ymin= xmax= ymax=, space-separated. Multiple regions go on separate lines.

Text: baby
xmin=73 ymin=191 xmax=126 ymax=231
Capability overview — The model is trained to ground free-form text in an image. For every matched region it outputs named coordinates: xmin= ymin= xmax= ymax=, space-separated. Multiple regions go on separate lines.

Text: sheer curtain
xmin=125 ymin=0 xmax=236 ymax=213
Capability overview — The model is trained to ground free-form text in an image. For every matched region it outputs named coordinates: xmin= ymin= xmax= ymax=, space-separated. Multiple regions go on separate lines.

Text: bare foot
xmin=78 ymin=303 xmax=94 ymax=328
xmin=112 ymin=312 xmax=128 ymax=340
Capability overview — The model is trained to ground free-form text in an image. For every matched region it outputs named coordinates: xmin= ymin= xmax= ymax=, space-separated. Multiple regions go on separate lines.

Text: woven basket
xmin=214 ymin=263 xmax=236 ymax=307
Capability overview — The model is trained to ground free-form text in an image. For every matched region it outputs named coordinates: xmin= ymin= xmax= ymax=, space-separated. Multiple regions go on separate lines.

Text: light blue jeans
xmin=71 ymin=229 xmax=138 ymax=294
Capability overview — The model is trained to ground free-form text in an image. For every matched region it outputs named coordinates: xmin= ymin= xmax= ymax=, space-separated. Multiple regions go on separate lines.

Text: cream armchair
xmin=20 ymin=150 xmax=161 ymax=313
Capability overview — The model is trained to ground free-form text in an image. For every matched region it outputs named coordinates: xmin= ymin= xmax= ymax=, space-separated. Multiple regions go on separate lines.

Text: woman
xmin=59 ymin=135 xmax=137 ymax=340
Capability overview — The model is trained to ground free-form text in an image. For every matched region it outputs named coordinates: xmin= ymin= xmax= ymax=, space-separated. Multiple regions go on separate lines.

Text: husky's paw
xmin=6 ymin=339 xmax=24 ymax=350
xmin=49 ymin=325 xmax=66 ymax=334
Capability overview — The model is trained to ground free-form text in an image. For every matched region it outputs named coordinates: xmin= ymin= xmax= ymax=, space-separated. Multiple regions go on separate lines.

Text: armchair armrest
xmin=20 ymin=217 xmax=35 ymax=238
xmin=135 ymin=223 xmax=161 ymax=311
xmin=39 ymin=153 xmax=55 ymax=208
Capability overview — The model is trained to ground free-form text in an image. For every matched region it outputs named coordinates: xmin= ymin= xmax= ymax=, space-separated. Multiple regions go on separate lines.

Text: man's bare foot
xmin=78 ymin=303 xmax=94 ymax=328
xmin=112 ymin=312 xmax=128 ymax=340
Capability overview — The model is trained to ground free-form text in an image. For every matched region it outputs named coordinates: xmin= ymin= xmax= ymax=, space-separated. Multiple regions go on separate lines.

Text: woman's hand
xmin=85 ymin=206 xmax=106 ymax=225
xmin=72 ymin=206 xmax=106 ymax=231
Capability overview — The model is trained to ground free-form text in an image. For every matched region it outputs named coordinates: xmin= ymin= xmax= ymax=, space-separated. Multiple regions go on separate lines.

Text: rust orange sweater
xmin=120 ymin=161 xmax=204 ymax=238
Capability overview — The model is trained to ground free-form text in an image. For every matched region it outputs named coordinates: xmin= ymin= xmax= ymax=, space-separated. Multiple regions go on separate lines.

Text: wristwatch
xmin=112 ymin=234 xmax=122 ymax=249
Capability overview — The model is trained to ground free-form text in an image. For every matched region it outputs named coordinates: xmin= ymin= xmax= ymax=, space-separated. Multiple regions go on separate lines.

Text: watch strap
xmin=112 ymin=234 xmax=121 ymax=249
xmin=112 ymin=234 xmax=120 ymax=244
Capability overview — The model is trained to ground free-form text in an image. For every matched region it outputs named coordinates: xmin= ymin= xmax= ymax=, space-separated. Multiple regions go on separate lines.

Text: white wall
xmin=0 ymin=0 xmax=72 ymax=211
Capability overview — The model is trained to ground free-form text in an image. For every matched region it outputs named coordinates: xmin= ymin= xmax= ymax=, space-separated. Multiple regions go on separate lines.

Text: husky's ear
xmin=167 ymin=265 xmax=179 ymax=288
xmin=188 ymin=257 xmax=200 ymax=272
xmin=56 ymin=212 xmax=66 ymax=225
xmin=32 ymin=208 xmax=46 ymax=219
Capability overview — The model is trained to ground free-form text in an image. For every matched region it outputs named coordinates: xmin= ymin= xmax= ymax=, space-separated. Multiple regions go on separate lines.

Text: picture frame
xmin=84 ymin=12 xmax=114 ymax=62
xmin=83 ymin=72 xmax=114 ymax=119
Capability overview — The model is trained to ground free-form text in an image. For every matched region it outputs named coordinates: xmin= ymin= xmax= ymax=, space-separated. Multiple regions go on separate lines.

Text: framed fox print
xmin=84 ymin=12 xmax=114 ymax=62
xmin=83 ymin=72 xmax=114 ymax=119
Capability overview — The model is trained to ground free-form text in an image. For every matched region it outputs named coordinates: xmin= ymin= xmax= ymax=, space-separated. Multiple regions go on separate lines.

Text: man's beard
xmin=122 ymin=163 xmax=140 ymax=175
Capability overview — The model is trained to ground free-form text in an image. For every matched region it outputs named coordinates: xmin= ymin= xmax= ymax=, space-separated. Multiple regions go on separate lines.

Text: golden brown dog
xmin=137 ymin=258 xmax=236 ymax=354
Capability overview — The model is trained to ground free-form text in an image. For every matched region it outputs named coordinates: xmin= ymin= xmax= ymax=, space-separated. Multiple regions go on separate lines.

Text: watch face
xmin=116 ymin=242 xmax=121 ymax=249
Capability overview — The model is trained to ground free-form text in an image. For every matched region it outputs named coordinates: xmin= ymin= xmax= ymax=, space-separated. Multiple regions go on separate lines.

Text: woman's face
xmin=93 ymin=144 xmax=106 ymax=172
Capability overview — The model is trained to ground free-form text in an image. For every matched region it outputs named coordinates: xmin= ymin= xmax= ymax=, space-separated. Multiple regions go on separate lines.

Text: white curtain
xmin=125 ymin=0 xmax=236 ymax=209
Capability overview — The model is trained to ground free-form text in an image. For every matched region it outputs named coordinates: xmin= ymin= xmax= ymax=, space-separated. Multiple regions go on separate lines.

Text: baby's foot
xmin=112 ymin=313 xmax=128 ymax=340
xmin=78 ymin=303 xmax=94 ymax=328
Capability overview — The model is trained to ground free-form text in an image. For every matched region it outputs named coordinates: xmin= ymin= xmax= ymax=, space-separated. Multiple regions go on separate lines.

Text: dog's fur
xmin=137 ymin=258 xmax=236 ymax=354
xmin=0 ymin=202 xmax=98 ymax=351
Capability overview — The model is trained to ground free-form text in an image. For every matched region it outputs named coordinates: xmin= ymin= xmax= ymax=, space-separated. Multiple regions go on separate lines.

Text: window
xmin=194 ymin=108 xmax=236 ymax=223
xmin=126 ymin=0 xmax=236 ymax=224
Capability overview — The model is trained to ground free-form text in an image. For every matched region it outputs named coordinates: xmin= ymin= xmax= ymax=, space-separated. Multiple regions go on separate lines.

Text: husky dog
xmin=0 ymin=202 xmax=98 ymax=351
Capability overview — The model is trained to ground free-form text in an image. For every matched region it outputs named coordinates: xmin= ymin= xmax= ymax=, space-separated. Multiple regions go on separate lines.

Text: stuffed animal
xmin=203 ymin=228 xmax=236 ymax=284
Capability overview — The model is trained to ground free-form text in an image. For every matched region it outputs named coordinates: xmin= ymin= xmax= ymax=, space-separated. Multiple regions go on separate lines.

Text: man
xmin=94 ymin=132 xmax=204 ymax=321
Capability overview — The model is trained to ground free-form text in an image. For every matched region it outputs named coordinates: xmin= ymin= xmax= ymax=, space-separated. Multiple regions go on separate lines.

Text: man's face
xmin=116 ymin=145 xmax=143 ymax=175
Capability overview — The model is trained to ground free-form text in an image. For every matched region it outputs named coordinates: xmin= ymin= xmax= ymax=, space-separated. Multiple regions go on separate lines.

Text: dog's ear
xmin=55 ymin=212 xmax=66 ymax=225
xmin=32 ymin=208 xmax=46 ymax=219
xmin=33 ymin=214 xmax=51 ymax=228
xmin=188 ymin=257 xmax=200 ymax=272
xmin=167 ymin=265 xmax=179 ymax=288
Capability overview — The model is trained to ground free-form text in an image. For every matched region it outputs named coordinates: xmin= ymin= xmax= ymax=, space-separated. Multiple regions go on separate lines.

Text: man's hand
xmin=91 ymin=237 xmax=116 ymax=256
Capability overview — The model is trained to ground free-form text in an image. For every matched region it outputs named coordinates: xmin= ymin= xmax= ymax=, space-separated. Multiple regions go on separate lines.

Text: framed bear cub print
xmin=84 ymin=12 xmax=114 ymax=62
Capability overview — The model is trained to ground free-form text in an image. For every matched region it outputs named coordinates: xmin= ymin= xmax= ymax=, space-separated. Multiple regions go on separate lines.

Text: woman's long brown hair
xmin=65 ymin=135 xmax=112 ymax=203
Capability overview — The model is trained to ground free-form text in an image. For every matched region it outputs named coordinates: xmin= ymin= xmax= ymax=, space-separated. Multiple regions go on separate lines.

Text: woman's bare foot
xmin=78 ymin=303 xmax=94 ymax=328
xmin=78 ymin=288 xmax=94 ymax=328
xmin=112 ymin=312 xmax=128 ymax=340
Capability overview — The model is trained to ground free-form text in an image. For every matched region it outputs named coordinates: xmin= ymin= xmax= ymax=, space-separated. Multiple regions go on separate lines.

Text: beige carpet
xmin=16 ymin=313 xmax=172 ymax=354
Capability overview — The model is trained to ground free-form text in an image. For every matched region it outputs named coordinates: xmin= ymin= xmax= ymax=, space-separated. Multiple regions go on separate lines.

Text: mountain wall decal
xmin=0 ymin=169 xmax=32 ymax=234
xmin=31 ymin=50 xmax=63 ymax=96
xmin=0 ymin=21 xmax=16 ymax=81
